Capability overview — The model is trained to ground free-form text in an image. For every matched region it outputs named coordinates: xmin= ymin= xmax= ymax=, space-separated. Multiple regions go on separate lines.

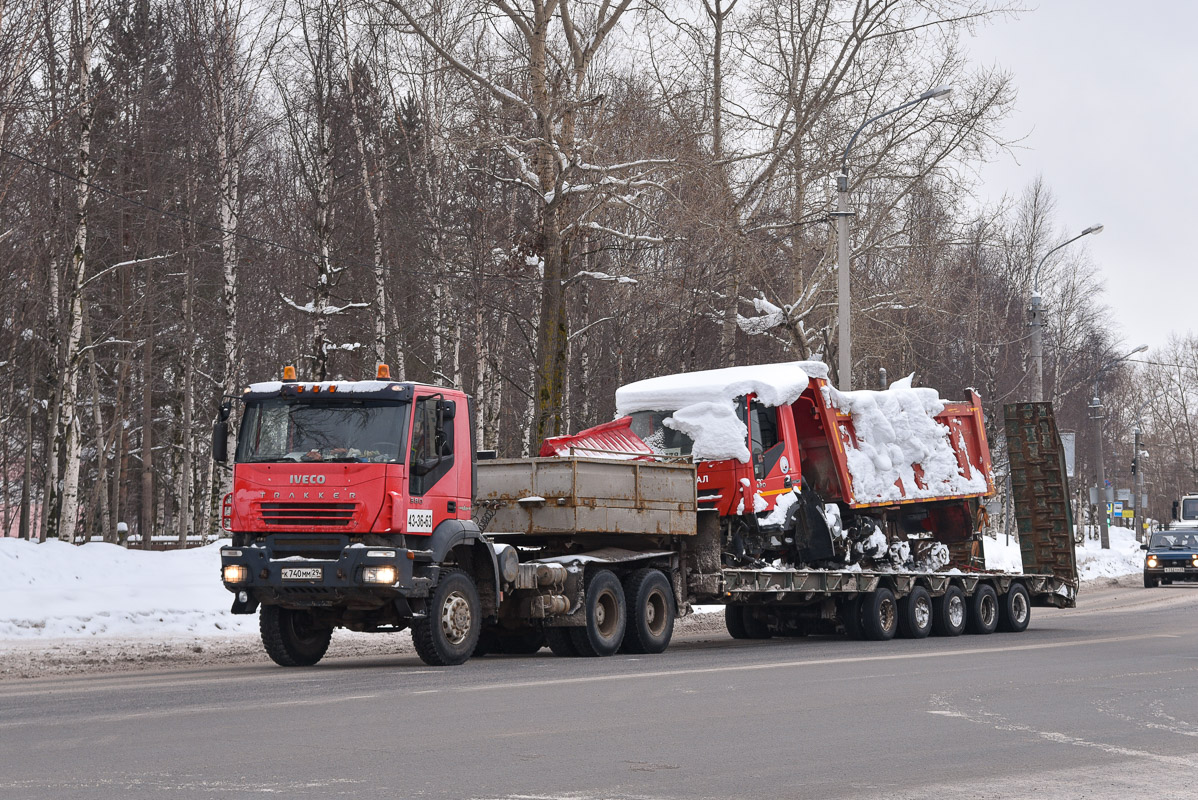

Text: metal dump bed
xmin=475 ymin=457 xmax=697 ymax=537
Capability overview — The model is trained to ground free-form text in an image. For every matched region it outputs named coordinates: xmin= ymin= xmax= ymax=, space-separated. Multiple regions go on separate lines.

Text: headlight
xmin=223 ymin=564 xmax=249 ymax=584
xmin=362 ymin=565 xmax=398 ymax=584
xmin=1146 ymin=556 xmax=1158 ymax=568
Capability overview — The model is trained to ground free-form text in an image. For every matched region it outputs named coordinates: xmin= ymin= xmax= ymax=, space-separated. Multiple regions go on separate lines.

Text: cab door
xmin=406 ymin=393 xmax=459 ymax=536
xmin=748 ymin=397 xmax=797 ymax=512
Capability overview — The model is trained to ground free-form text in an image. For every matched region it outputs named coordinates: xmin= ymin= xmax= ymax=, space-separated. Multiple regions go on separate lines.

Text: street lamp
xmin=834 ymin=85 xmax=953 ymax=391
xmin=1091 ymin=344 xmax=1148 ymax=549
xmin=1029 ymin=224 xmax=1104 ymax=402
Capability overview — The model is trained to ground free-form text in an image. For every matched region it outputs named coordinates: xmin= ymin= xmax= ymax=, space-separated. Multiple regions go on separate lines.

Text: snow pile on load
xmin=0 ymin=538 xmax=254 ymax=640
xmin=824 ymin=374 xmax=989 ymax=503
xmin=246 ymin=379 xmax=394 ymax=394
xmin=616 ymin=361 xmax=825 ymax=461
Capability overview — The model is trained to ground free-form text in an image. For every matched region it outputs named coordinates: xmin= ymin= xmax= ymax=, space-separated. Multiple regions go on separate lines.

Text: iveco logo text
xmin=289 ymin=474 xmax=326 ymax=485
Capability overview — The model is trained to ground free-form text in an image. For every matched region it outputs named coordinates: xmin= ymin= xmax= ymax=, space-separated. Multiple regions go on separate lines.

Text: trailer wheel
xmin=569 ymin=569 xmax=626 ymax=656
xmin=997 ymin=583 xmax=1031 ymax=633
xmin=621 ymin=568 xmax=675 ymax=654
xmin=860 ymin=588 xmax=899 ymax=641
xmin=897 ymin=585 xmax=933 ymax=639
xmin=259 ymin=605 xmax=333 ymax=667
xmin=1143 ymin=573 xmax=1158 ymax=588
xmin=741 ymin=607 xmax=772 ymax=639
xmin=545 ymin=627 xmax=579 ymax=657
xmin=412 ymin=568 xmax=481 ymax=666
xmin=932 ymin=585 xmax=967 ymax=637
xmin=725 ymin=605 xmax=749 ymax=639
xmin=966 ymin=584 xmax=999 ymax=635
xmin=839 ymin=596 xmax=864 ymax=640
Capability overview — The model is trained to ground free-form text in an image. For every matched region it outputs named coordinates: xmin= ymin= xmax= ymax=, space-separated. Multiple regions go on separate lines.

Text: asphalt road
xmin=2 ymin=581 xmax=1196 ymax=800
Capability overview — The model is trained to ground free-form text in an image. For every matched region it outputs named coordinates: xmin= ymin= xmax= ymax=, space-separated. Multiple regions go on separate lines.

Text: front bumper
xmin=221 ymin=540 xmax=435 ymax=611
xmin=1144 ymin=559 xmax=1198 ymax=582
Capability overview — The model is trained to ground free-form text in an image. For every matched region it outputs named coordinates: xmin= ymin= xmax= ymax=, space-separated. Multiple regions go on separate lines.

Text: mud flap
xmin=231 ymin=595 xmax=259 ymax=615
xmin=787 ymin=488 xmax=836 ymax=564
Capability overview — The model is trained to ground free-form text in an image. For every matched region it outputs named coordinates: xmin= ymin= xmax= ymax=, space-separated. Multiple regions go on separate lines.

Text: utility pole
xmin=1091 ymin=385 xmax=1109 ymax=549
xmin=1134 ymin=423 xmax=1145 ymax=541
xmin=1029 ymin=225 xmax=1104 ymax=402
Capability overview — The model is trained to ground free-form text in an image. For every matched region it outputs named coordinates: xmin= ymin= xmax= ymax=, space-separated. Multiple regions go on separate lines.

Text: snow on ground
xmin=0 ymin=538 xmax=255 ymax=640
xmin=0 ymin=525 xmax=1147 ymax=647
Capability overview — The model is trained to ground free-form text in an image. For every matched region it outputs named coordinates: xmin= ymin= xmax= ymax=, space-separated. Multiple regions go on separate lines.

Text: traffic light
xmin=1131 ymin=459 xmax=1137 ymax=476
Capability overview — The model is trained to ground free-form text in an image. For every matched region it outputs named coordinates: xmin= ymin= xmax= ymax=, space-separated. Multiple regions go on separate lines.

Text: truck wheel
xmin=1143 ymin=573 xmax=1158 ymax=588
xmin=932 ymin=585 xmax=967 ymax=637
xmin=839 ymin=596 xmax=864 ymax=639
xmin=997 ymin=583 xmax=1031 ymax=633
xmin=897 ymin=585 xmax=933 ymax=639
xmin=860 ymin=588 xmax=899 ymax=641
xmin=966 ymin=584 xmax=999 ymax=635
xmin=569 ymin=569 xmax=626 ymax=656
xmin=725 ymin=605 xmax=749 ymax=639
xmin=412 ymin=568 xmax=481 ymax=666
xmin=259 ymin=605 xmax=332 ymax=667
xmin=621 ymin=568 xmax=675 ymax=654
xmin=545 ymin=627 xmax=579 ymax=657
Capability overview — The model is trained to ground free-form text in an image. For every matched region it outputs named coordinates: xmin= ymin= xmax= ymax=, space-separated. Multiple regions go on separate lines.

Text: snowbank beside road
xmin=0 ymin=538 xmax=254 ymax=640
xmin=981 ymin=525 xmax=1144 ymax=580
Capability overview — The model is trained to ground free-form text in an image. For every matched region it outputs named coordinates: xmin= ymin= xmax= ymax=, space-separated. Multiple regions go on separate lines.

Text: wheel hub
xmin=914 ymin=598 xmax=931 ymax=629
xmin=948 ymin=596 xmax=965 ymax=627
xmin=441 ymin=591 xmax=472 ymax=645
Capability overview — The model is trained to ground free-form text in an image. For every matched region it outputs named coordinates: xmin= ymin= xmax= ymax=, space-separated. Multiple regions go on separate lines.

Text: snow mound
xmin=824 ymin=374 xmax=989 ymax=503
xmin=1075 ymin=526 xmax=1144 ymax=580
xmin=616 ymin=361 xmax=823 ymax=461
xmin=0 ymin=538 xmax=254 ymax=640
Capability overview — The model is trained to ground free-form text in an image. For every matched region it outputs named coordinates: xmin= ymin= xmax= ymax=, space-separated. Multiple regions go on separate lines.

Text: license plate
xmin=281 ymin=567 xmax=323 ymax=580
xmin=1164 ymin=567 xmax=1185 ymax=573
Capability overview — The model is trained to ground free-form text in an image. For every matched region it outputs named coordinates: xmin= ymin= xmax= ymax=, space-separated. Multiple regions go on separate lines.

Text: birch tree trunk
xmin=56 ymin=0 xmax=95 ymax=542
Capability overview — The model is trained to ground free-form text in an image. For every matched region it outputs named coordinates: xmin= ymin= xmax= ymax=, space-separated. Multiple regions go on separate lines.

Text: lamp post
xmin=1092 ymin=344 xmax=1148 ymax=549
xmin=1029 ymin=224 xmax=1104 ymax=402
xmin=1131 ymin=393 xmax=1165 ymax=541
xmin=834 ymin=85 xmax=952 ymax=391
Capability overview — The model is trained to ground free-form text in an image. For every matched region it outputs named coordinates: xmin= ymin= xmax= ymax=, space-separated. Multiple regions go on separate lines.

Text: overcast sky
xmin=964 ymin=1 xmax=1198 ymax=357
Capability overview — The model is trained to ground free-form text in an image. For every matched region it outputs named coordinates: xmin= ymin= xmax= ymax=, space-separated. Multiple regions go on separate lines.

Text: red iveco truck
xmin=217 ymin=362 xmax=1077 ymax=668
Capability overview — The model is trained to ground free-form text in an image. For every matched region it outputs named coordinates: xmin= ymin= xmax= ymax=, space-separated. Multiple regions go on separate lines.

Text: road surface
xmin=1 ymin=579 xmax=1196 ymax=799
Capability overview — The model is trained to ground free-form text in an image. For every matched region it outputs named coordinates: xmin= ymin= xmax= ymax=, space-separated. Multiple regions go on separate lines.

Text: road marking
xmin=928 ymin=700 xmax=1198 ymax=769
xmin=451 ymin=633 xmax=1173 ymax=694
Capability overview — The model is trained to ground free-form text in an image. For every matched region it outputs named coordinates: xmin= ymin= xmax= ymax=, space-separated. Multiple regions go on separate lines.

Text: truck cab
xmin=217 ymin=367 xmax=501 ymax=667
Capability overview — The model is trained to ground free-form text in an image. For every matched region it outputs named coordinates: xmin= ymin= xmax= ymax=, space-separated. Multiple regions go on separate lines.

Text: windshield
xmin=1182 ymin=497 xmax=1198 ymax=521
xmin=1150 ymin=532 xmax=1198 ymax=549
xmin=629 ymin=411 xmax=694 ymax=457
xmin=236 ymin=398 xmax=408 ymax=463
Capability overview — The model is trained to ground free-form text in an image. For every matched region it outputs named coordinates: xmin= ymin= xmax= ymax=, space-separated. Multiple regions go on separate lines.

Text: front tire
xmin=569 ymin=569 xmax=626 ymax=656
xmin=997 ymin=583 xmax=1032 ymax=633
xmin=621 ymin=568 xmax=675 ymax=654
xmin=259 ymin=605 xmax=333 ymax=667
xmin=412 ymin=568 xmax=481 ymax=666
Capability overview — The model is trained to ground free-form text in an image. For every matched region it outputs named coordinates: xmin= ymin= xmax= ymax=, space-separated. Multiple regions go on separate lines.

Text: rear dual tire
xmin=621 ymin=568 xmax=675 ymax=655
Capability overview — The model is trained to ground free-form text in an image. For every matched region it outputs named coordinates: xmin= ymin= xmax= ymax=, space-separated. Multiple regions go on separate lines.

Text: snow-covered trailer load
xmin=540 ymin=361 xmax=996 ymax=572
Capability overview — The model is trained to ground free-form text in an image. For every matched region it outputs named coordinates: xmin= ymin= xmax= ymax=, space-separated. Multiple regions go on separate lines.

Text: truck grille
xmin=259 ymin=502 xmax=357 ymax=528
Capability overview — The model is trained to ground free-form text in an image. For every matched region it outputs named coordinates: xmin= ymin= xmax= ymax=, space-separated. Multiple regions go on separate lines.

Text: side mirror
xmin=213 ymin=420 xmax=229 ymax=463
xmin=476 ymin=449 xmax=498 ymax=461
xmin=1140 ymin=543 xmax=1148 ymax=550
